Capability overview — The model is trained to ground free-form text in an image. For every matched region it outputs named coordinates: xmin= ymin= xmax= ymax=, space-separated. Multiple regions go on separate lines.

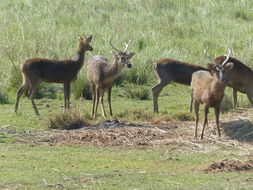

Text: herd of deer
xmin=13 ymin=35 xmax=253 ymax=139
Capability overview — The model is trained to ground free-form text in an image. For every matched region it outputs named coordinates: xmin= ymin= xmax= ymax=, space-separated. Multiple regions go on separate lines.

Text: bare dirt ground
xmin=2 ymin=108 xmax=253 ymax=151
xmin=195 ymin=159 xmax=253 ymax=173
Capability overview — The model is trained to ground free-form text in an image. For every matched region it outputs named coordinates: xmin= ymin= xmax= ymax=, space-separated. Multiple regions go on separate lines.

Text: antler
xmin=123 ymin=38 xmax=133 ymax=52
xmin=109 ymin=37 xmax=122 ymax=52
xmin=221 ymin=48 xmax=232 ymax=66
xmin=204 ymin=47 xmax=217 ymax=65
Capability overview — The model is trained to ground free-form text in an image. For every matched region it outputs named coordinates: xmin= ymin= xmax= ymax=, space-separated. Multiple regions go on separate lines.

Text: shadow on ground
xmin=223 ymin=119 xmax=253 ymax=143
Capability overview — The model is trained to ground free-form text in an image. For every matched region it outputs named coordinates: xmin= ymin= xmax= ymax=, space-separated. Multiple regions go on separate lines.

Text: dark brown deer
xmin=152 ymin=59 xmax=209 ymax=113
xmin=191 ymin=48 xmax=233 ymax=139
xmin=14 ymin=35 xmax=93 ymax=116
xmin=214 ymin=55 xmax=253 ymax=108
xmin=87 ymin=37 xmax=135 ymax=118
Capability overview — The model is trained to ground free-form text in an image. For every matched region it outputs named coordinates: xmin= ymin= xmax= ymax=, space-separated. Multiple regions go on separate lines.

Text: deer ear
xmin=224 ymin=62 xmax=233 ymax=71
xmin=128 ymin=52 xmax=135 ymax=59
xmin=78 ymin=35 xmax=83 ymax=41
xmin=86 ymin=35 xmax=92 ymax=43
xmin=207 ymin=63 xmax=216 ymax=71
xmin=110 ymin=51 xmax=117 ymax=57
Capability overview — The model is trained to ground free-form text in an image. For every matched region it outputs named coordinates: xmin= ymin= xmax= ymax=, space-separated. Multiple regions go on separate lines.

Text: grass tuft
xmin=173 ymin=112 xmax=194 ymax=121
xmin=47 ymin=108 xmax=89 ymax=130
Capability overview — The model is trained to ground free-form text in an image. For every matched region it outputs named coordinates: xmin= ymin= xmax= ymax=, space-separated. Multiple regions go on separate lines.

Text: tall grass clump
xmin=47 ymin=108 xmax=89 ymax=130
xmin=221 ymin=94 xmax=234 ymax=113
xmin=0 ymin=89 xmax=9 ymax=104
xmin=126 ymin=59 xmax=153 ymax=85
xmin=123 ymin=84 xmax=150 ymax=100
xmin=72 ymin=75 xmax=92 ymax=100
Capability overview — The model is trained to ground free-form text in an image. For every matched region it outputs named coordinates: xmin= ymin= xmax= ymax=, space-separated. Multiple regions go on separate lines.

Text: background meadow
xmin=1 ymin=0 xmax=253 ymax=189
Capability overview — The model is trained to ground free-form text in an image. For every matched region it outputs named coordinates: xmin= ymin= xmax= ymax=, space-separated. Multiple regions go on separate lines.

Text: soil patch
xmin=196 ymin=159 xmax=253 ymax=173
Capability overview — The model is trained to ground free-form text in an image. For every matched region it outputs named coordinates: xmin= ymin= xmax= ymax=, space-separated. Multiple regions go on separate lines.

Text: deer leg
xmin=108 ymin=85 xmax=113 ymax=116
xmin=29 ymin=79 xmax=41 ymax=116
xmin=193 ymin=100 xmax=199 ymax=139
xmin=63 ymin=83 xmax=67 ymax=109
xmin=214 ymin=105 xmax=221 ymax=138
xmin=93 ymin=86 xmax=100 ymax=118
xmin=246 ymin=90 xmax=253 ymax=107
xmin=190 ymin=91 xmax=193 ymax=113
xmin=100 ymin=89 xmax=106 ymax=118
xmin=64 ymin=82 xmax=71 ymax=109
xmin=201 ymin=106 xmax=209 ymax=140
xmin=14 ymin=79 xmax=30 ymax=113
xmin=152 ymin=79 xmax=172 ymax=113
xmin=233 ymin=89 xmax=237 ymax=108
xmin=91 ymin=83 xmax=96 ymax=117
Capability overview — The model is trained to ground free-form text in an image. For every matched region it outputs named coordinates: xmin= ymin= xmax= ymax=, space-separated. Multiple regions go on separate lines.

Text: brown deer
xmin=87 ymin=37 xmax=135 ymax=118
xmin=214 ymin=55 xmax=253 ymax=108
xmin=152 ymin=59 xmax=209 ymax=113
xmin=14 ymin=35 xmax=93 ymax=116
xmin=190 ymin=48 xmax=233 ymax=139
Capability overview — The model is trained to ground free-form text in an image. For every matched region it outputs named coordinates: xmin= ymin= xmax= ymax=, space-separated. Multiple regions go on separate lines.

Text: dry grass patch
xmin=47 ymin=108 xmax=89 ymax=130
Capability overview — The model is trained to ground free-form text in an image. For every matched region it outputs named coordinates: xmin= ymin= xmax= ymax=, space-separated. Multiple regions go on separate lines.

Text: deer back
xmin=154 ymin=59 xmax=209 ymax=85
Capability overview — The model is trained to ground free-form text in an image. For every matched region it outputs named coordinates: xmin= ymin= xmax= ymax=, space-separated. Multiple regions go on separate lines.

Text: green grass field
xmin=1 ymin=0 xmax=253 ymax=189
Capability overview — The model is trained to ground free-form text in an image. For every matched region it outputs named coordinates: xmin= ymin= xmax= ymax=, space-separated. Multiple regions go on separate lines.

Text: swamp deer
xmin=190 ymin=48 xmax=233 ymax=139
xmin=87 ymin=37 xmax=135 ymax=118
xmin=152 ymin=59 xmax=209 ymax=113
xmin=214 ymin=55 xmax=253 ymax=108
xmin=15 ymin=35 xmax=93 ymax=116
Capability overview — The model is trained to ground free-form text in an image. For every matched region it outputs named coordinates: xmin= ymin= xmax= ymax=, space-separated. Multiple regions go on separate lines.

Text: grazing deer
xmin=214 ymin=55 xmax=253 ymax=108
xmin=14 ymin=35 xmax=93 ymax=116
xmin=87 ymin=37 xmax=135 ymax=118
xmin=190 ymin=48 xmax=233 ymax=139
xmin=152 ymin=59 xmax=209 ymax=113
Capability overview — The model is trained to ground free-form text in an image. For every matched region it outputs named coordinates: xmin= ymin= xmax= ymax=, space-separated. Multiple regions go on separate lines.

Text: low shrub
xmin=47 ymin=108 xmax=89 ymax=130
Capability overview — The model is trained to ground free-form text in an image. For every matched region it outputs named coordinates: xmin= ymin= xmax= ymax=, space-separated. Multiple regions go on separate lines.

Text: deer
xmin=190 ymin=48 xmax=233 ymax=139
xmin=152 ymin=59 xmax=209 ymax=113
xmin=14 ymin=35 xmax=93 ymax=116
xmin=87 ymin=37 xmax=135 ymax=118
xmin=214 ymin=55 xmax=253 ymax=108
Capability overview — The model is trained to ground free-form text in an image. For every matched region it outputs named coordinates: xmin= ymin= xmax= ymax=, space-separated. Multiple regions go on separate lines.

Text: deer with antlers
xmin=14 ymin=35 xmax=93 ymax=116
xmin=152 ymin=58 xmax=209 ymax=113
xmin=87 ymin=37 xmax=135 ymax=118
xmin=214 ymin=54 xmax=253 ymax=108
xmin=190 ymin=48 xmax=233 ymax=139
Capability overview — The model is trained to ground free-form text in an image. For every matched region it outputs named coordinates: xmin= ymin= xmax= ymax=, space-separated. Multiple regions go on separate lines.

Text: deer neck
xmin=211 ymin=76 xmax=225 ymax=94
xmin=109 ymin=59 xmax=123 ymax=79
xmin=74 ymin=46 xmax=86 ymax=67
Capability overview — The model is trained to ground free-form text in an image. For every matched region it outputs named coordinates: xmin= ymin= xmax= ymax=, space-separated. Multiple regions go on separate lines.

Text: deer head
xmin=78 ymin=35 xmax=93 ymax=51
xmin=205 ymin=48 xmax=233 ymax=82
xmin=109 ymin=37 xmax=135 ymax=68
